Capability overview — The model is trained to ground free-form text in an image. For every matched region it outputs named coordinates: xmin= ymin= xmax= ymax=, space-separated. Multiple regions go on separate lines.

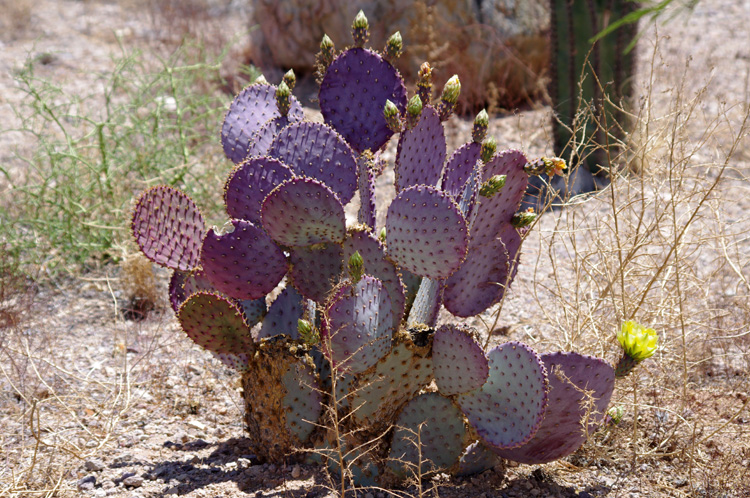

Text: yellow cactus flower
xmin=617 ymin=320 xmax=658 ymax=361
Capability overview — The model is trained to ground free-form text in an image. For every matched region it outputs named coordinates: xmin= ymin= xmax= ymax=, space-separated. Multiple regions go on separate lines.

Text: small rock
xmin=291 ymin=465 xmax=301 ymax=479
xmin=173 ymin=431 xmax=189 ymax=443
xmin=94 ymin=489 xmax=106 ymax=498
xmin=101 ymin=480 xmax=115 ymax=490
xmin=530 ymin=489 xmax=540 ymax=496
xmin=114 ymin=453 xmax=134 ymax=464
xmin=226 ymin=461 xmax=237 ymax=471
xmin=188 ymin=420 xmax=206 ymax=431
xmin=364 ymin=493 xmax=374 ymax=498
xmin=123 ymin=475 xmax=144 ymax=487
xmin=77 ymin=475 xmax=96 ymax=491
xmin=85 ymin=459 xmax=106 ymax=472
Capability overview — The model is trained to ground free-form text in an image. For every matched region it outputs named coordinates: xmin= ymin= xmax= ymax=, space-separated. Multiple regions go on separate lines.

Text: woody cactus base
xmin=131 ymin=12 xmax=652 ymax=485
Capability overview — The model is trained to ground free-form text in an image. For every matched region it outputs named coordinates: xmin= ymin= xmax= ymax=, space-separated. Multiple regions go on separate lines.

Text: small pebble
xmin=94 ymin=490 xmax=106 ymax=498
xmin=291 ymin=465 xmax=301 ymax=479
xmin=77 ymin=476 xmax=96 ymax=491
xmin=123 ymin=475 xmax=144 ymax=487
xmin=364 ymin=493 xmax=374 ymax=498
xmin=101 ymin=480 xmax=115 ymax=489
xmin=85 ymin=459 xmax=106 ymax=472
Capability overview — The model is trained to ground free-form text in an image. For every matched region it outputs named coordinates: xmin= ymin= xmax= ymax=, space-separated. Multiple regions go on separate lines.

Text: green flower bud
xmin=298 ymin=319 xmax=318 ymax=345
xmin=352 ymin=10 xmax=369 ymax=47
xmin=405 ymin=95 xmax=423 ymax=130
xmin=317 ymin=34 xmax=335 ymax=73
xmin=384 ymin=31 xmax=403 ymax=61
xmin=479 ymin=174 xmax=506 ymax=198
xmin=480 ymin=136 xmax=497 ymax=163
xmin=275 ymin=80 xmax=291 ymax=116
xmin=283 ymin=69 xmax=296 ymax=91
xmin=383 ymin=99 xmax=402 ymax=133
xmin=348 ymin=250 xmax=364 ymax=283
xmin=254 ymin=74 xmax=269 ymax=85
xmin=417 ymin=62 xmax=433 ymax=104
xmin=441 ymin=75 xmax=461 ymax=105
xmin=511 ymin=209 xmax=537 ymax=228
xmin=379 ymin=227 xmax=386 ymax=242
xmin=606 ymin=406 xmax=624 ymax=426
xmin=472 ymin=109 xmax=489 ymax=143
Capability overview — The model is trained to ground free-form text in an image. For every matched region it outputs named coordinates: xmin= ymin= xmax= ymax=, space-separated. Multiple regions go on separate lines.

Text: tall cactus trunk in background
xmin=549 ymin=0 xmax=639 ymax=176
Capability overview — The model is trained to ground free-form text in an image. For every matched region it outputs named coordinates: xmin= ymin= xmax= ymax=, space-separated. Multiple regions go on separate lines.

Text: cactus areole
xmin=130 ymin=13 xmax=635 ymax=485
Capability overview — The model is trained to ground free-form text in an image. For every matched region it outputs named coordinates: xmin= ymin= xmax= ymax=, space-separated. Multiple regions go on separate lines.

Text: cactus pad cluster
xmin=130 ymin=11 xmax=643 ymax=486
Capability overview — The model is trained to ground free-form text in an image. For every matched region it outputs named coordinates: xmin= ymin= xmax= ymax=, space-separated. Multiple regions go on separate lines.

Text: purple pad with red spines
xmin=288 ymin=243 xmax=345 ymax=303
xmin=261 ymin=177 xmax=346 ymax=247
xmin=385 ymin=185 xmax=468 ymax=279
xmin=200 ymin=219 xmax=288 ymax=300
xmin=319 ymin=48 xmax=407 ymax=153
xmin=131 ymin=186 xmax=205 ymax=271
xmin=224 ymin=156 xmax=295 ymax=225
xmin=457 ymin=342 xmax=548 ymax=450
xmin=268 ymin=122 xmax=358 ymax=205
xmin=177 ymin=291 xmax=254 ymax=355
xmin=394 ymin=105 xmax=446 ymax=191
xmin=433 ymin=324 xmax=489 ymax=396
xmin=220 ymin=83 xmax=303 ymax=164
xmin=256 ymin=286 xmax=305 ymax=341
xmin=493 ymin=352 xmax=615 ymax=464
xmin=322 ymin=275 xmax=394 ymax=375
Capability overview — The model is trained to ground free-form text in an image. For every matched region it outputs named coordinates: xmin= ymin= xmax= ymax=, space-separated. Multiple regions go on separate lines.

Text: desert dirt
xmin=1 ymin=0 xmax=749 ymax=497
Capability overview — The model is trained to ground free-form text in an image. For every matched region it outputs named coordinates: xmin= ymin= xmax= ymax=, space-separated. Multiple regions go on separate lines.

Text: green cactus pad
xmin=220 ymin=83 xmax=303 ymax=164
xmin=288 ymin=243 xmax=344 ymax=302
xmin=493 ymin=352 xmax=615 ymax=464
xmin=457 ymin=342 xmax=548 ymax=450
xmin=319 ymin=48 xmax=407 ymax=153
xmin=281 ymin=359 xmax=324 ymax=442
xmin=394 ymin=105 xmax=447 ymax=191
xmin=455 ymin=440 xmax=503 ymax=477
xmin=224 ymin=156 xmax=295 ymax=225
xmin=177 ymin=291 xmax=254 ymax=355
xmin=322 ymin=275 xmax=394 ymax=375
xmin=350 ymin=336 xmax=433 ymax=428
xmin=441 ymin=142 xmax=482 ymax=200
xmin=200 ymin=219 xmax=288 ymax=300
xmin=131 ymin=186 xmax=205 ymax=271
xmin=169 ymin=268 xmax=215 ymax=313
xmin=385 ymin=185 xmax=468 ymax=279
xmin=388 ymin=392 xmax=467 ymax=478
xmin=268 ymin=122 xmax=358 ymax=205
xmin=237 ymin=298 xmax=267 ymax=327
xmin=256 ymin=286 xmax=305 ymax=341
xmin=261 ymin=177 xmax=346 ymax=247
xmin=342 ymin=227 xmax=405 ymax=329
xmin=433 ymin=324 xmax=489 ymax=396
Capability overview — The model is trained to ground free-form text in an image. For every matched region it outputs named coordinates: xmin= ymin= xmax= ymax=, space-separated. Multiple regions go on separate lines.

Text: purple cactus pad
xmin=268 ymin=122 xmax=358 ymax=205
xmin=220 ymin=83 xmax=303 ymax=164
xmin=177 ymin=292 xmax=254 ymax=355
xmin=394 ymin=105 xmax=447 ymax=191
xmin=441 ymin=142 xmax=482 ymax=200
xmin=457 ymin=342 xmax=548 ymax=450
xmin=322 ymin=275 xmax=394 ymax=375
xmin=256 ymin=286 xmax=305 ymax=341
xmin=385 ymin=185 xmax=468 ymax=279
xmin=131 ymin=186 xmax=205 ymax=271
xmin=493 ymin=352 xmax=615 ymax=464
xmin=288 ymin=243 xmax=344 ymax=302
xmin=433 ymin=324 xmax=489 ymax=396
xmin=169 ymin=268 xmax=215 ymax=313
xmin=200 ymin=219 xmax=288 ymax=300
xmin=245 ymin=115 xmax=293 ymax=158
xmin=237 ymin=298 xmax=267 ymax=327
xmin=224 ymin=156 xmax=295 ymax=225
xmin=261 ymin=177 xmax=346 ymax=247
xmin=213 ymin=351 xmax=252 ymax=372
xmin=319 ymin=48 xmax=407 ymax=153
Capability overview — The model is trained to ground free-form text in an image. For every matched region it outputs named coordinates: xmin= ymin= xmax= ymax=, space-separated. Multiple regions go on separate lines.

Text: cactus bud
xmin=417 ymin=62 xmax=433 ymax=105
xmin=254 ymin=74 xmax=269 ymax=85
xmin=384 ymin=99 xmax=402 ymax=133
xmin=275 ymin=80 xmax=291 ymax=116
xmin=480 ymin=137 xmax=497 ymax=163
xmin=352 ymin=10 xmax=369 ymax=47
xmin=606 ymin=406 xmax=624 ymax=426
xmin=348 ymin=251 xmax=365 ymax=284
xmin=405 ymin=95 xmax=423 ymax=130
xmin=384 ymin=31 xmax=403 ymax=62
xmin=615 ymin=320 xmax=658 ymax=378
xmin=479 ymin=174 xmax=506 ymax=198
xmin=438 ymin=75 xmax=461 ymax=121
xmin=524 ymin=156 xmax=567 ymax=177
xmin=298 ymin=319 xmax=318 ymax=345
xmin=283 ymin=69 xmax=296 ymax=91
xmin=315 ymin=34 xmax=335 ymax=81
xmin=511 ymin=208 xmax=537 ymax=228
xmin=472 ymin=109 xmax=489 ymax=143
xmin=379 ymin=227 xmax=386 ymax=242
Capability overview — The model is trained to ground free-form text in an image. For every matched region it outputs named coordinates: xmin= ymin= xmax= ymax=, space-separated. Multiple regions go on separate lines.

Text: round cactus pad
xmin=212 ymin=351 xmax=252 ymax=372
xmin=268 ymin=122 xmax=358 ymax=205
xmin=388 ymin=393 xmax=467 ymax=478
xmin=457 ymin=342 xmax=548 ymax=450
xmin=493 ymin=352 xmax=615 ymax=464
xmin=224 ymin=156 xmax=294 ymax=225
xmin=220 ymin=83 xmax=303 ymax=164
xmin=441 ymin=142 xmax=482 ymax=200
xmin=177 ymin=292 xmax=254 ymax=355
xmin=237 ymin=298 xmax=267 ymax=327
xmin=288 ymin=243 xmax=344 ymax=302
xmin=433 ymin=324 xmax=489 ymax=396
xmin=169 ymin=269 xmax=215 ymax=313
xmin=395 ymin=105 xmax=447 ymax=191
xmin=282 ymin=360 xmax=323 ymax=442
xmin=322 ymin=275 xmax=394 ymax=375
xmin=319 ymin=48 xmax=407 ymax=153
xmin=386 ymin=185 xmax=468 ymax=279
xmin=342 ymin=228 xmax=405 ymax=329
xmin=257 ymin=286 xmax=306 ymax=341
xmin=132 ymin=186 xmax=205 ymax=271
xmin=261 ymin=177 xmax=346 ymax=247
xmin=200 ymin=219 xmax=287 ymax=300
xmin=443 ymin=231 xmax=522 ymax=317
xmin=245 ymin=115 xmax=293 ymax=159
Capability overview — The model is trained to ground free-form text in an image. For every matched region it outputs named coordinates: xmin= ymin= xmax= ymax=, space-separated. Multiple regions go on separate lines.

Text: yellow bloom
xmin=617 ymin=320 xmax=658 ymax=361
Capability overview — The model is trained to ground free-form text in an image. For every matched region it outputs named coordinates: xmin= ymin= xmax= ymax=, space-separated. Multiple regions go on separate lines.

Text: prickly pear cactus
xmin=129 ymin=10 xmax=643 ymax=486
